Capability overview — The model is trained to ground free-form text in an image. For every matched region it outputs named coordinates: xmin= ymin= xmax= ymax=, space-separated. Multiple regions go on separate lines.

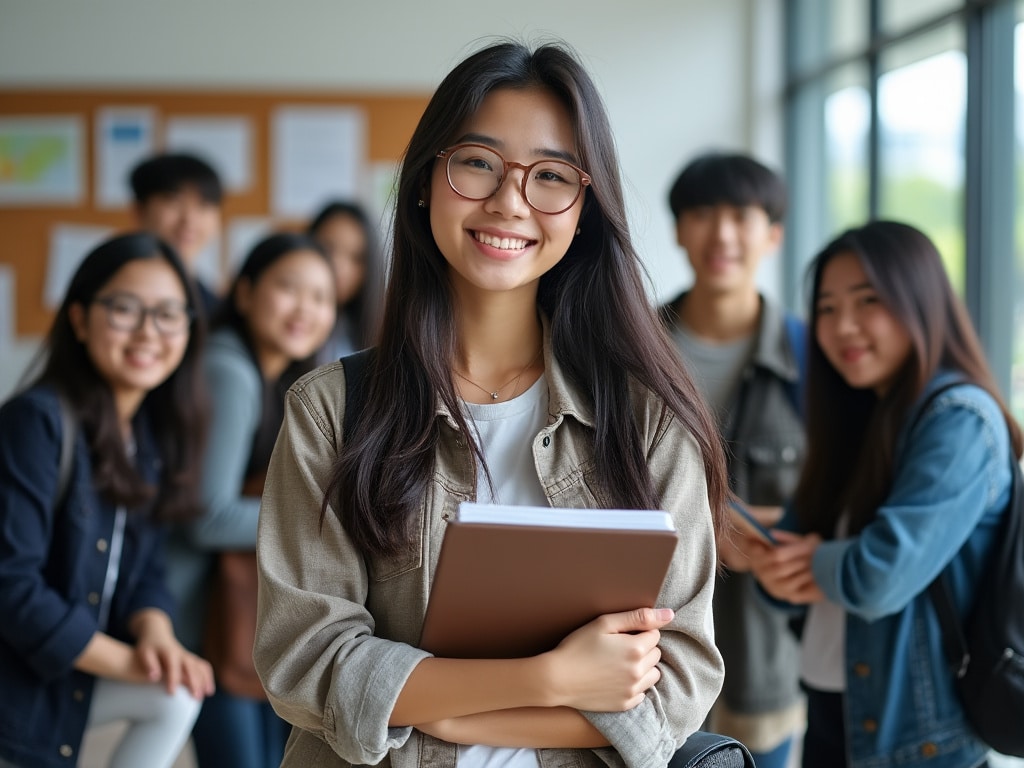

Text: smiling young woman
xmin=253 ymin=40 xmax=730 ymax=768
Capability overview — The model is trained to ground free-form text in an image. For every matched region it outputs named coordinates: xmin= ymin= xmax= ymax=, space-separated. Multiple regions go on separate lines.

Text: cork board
xmin=0 ymin=89 xmax=429 ymax=337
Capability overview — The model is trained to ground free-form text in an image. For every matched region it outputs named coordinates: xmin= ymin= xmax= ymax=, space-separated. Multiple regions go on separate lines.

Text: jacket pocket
xmin=366 ymin=503 xmax=424 ymax=582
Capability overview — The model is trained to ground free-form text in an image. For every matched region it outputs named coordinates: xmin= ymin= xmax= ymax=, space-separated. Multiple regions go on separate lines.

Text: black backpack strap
xmin=339 ymin=349 xmax=375 ymax=443
xmin=55 ymin=393 xmax=77 ymax=512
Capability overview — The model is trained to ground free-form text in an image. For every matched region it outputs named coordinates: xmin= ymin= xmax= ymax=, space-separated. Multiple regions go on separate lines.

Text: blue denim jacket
xmin=0 ymin=386 xmax=176 ymax=768
xmin=778 ymin=373 xmax=1011 ymax=768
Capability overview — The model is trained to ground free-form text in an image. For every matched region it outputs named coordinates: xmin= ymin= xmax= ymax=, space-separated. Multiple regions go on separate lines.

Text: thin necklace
xmin=454 ymin=348 xmax=543 ymax=401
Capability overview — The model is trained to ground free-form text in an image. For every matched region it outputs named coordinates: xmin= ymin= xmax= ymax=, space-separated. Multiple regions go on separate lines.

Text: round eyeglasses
xmin=93 ymin=293 xmax=194 ymax=336
xmin=437 ymin=143 xmax=592 ymax=215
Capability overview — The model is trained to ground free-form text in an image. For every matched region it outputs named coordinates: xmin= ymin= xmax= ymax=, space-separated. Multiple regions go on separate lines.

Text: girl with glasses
xmin=253 ymin=41 xmax=728 ymax=768
xmin=0 ymin=232 xmax=214 ymax=768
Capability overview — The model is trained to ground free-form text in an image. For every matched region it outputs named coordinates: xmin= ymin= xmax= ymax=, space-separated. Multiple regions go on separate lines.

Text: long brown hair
xmin=795 ymin=221 xmax=1023 ymax=537
xmin=323 ymin=40 xmax=728 ymax=557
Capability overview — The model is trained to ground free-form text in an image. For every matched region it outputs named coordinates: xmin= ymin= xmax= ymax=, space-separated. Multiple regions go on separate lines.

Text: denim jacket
xmin=778 ymin=373 xmax=1011 ymax=768
xmin=254 ymin=334 xmax=725 ymax=768
xmin=0 ymin=386 xmax=176 ymax=768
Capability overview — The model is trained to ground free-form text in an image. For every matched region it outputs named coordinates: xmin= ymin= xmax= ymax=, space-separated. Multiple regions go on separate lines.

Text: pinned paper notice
xmin=45 ymin=224 xmax=114 ymax=308
xmin=271 ymin=106 xmax=365 ymax=218
xmin=95 ymin=107 xmax=156 ymax=208
xmin=165 ymin=117 xmax=253 ymax=193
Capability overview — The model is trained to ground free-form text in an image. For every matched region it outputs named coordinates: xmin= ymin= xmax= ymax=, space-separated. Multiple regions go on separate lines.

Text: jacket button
xmin=862 ymin=719 xmax=877 ymax=733
xmin=542 ymin=436 xmax=551 ymax=447
xmin=96 ymin=538 xmax=108 ymax=552
xmin=921 ymin=742 xmax=938 ymax=758
xmin=60 ymin=744 xmax=74 ymax=757
xmin=87 ymin=592 xmax=100 ymax=606
xmin=73 ymin=689 xmax=84 ymax=702
xmin=853 ymin=662 xmax=870 ymax=677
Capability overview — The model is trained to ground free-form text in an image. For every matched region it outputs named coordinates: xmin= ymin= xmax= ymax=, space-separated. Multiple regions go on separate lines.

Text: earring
xmin=575 ymin=227 xmax=581 ymax=236
xmin=417 ymin=199 xmax=427 ymax=208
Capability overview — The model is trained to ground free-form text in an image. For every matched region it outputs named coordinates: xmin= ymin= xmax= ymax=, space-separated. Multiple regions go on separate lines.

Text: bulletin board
xmin=0 ymin=89 xmax=430 ymax=338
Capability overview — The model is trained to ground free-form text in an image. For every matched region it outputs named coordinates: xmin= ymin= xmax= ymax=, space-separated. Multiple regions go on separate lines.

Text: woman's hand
xmin=748 ymin=530 xmax=825 ymax=604
xmin=130 ymin=609 xmax=215 ymax=699
xmin=541 ymin=607 xmax=673 ymax=712
xmin=720 ymin=505 xmax=784 ymax=571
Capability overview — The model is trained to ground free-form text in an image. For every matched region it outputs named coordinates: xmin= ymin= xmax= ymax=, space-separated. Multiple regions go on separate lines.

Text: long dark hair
xmin=32 ymin=232 xmax=208 ymax=521
xmin=307 ymin=201 xmax=381 ymax=350
xmin=795 ymin=220 xmax=1023 ymax=537
xmin=216 ymin=231 xmax=333 ymax=475
xmin=324 ymin=40 xmax=728 ymax=557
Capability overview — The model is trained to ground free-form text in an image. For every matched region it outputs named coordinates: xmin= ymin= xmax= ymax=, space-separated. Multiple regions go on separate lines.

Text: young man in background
xmin=661 ymin=152 xmax=806 ymax=768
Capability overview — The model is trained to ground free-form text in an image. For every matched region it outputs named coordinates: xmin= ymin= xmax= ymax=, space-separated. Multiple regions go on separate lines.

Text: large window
xmin=786 ymin=0 xmax=1018 ymax=416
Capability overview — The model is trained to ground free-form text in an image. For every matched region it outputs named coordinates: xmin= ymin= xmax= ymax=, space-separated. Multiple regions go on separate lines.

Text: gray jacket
xmin=662 ymin=294 xmax=804 ymax=714
xmin=253 ymin=338 xmax=724 ymax=768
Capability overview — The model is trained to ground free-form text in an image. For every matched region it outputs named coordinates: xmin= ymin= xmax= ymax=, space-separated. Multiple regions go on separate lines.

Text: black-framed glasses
xmin=92 ymin=293 xmax=193 ymax=336
xmin=437 ymin=143 xmax=592 ymax=215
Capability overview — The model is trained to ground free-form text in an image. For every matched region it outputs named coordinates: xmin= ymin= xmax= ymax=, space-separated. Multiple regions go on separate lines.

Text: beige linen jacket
xmin=253 ymin=343 xmax=724 ymax=768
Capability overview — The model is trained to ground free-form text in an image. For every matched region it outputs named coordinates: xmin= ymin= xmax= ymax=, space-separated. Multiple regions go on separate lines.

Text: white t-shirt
xmin=456 ymin=375 xmax=548 ymax=768
xmin=799 ymin=515 xmax=850 ymax=692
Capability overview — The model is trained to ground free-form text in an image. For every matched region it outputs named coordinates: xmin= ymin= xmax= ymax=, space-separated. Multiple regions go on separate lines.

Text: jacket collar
xmin=435 ymin=312 xmax=595 ymax=430
xmin=663 ymin=290 xmax=801 ymax=386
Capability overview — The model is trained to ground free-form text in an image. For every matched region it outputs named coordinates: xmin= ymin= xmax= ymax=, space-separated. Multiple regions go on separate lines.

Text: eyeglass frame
xmin=436 ymin=143 xmax=592 ymax=215
xmin=91 ymin=293 xmax=195 ymax=336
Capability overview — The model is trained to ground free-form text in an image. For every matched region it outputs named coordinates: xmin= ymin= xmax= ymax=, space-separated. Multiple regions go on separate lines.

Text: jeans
xmin=191 ymin=688 xmax=291 ymax=768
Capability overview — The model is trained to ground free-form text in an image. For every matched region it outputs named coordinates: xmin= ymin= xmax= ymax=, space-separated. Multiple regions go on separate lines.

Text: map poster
xmin=0 ymin=116 xmax=84 ymax=205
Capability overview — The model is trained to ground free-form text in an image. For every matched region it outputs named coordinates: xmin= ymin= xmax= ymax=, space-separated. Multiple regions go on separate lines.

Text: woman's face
xmin=238 ymin=249 xmax=336 ymax=374
xmin=315 ymin=214 xmax=368 ymax=306
xmin=428 ymin=86 xmax=585 ymax=304
xmin=815 ymin=251 xmax=913 ymax=396
xmin=70 ymin=257 xmax=191 ymax=417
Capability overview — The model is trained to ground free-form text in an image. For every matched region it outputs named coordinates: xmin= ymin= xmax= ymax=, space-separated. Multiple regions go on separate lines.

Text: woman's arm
xmin=391 ymin=608 xmax=672 ymax=726
xmin=0 ymin=393 xmax=98 ymax=681
xmin=417 ymin=707 xmax=609 ymax=748
xmin=191 ymin=342 xmax=263 ymax=549
xmin=812 ymin=392 xmax=1011 ymax=621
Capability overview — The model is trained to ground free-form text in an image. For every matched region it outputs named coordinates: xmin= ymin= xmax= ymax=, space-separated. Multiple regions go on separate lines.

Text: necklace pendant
xmin=490 ymin=392 xmax=499 ymax=400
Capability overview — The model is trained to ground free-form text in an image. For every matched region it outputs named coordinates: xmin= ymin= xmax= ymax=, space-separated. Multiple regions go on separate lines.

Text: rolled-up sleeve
xmin=582 ymin=405 xmax=724 ymax=768
xmin=254 ymin=368 xmax=432 ymax=765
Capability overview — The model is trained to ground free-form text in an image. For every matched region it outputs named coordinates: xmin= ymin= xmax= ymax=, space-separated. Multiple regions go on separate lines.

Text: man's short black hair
xmin=667 ymin=152 xmax=787 ymax=223
xmin=130 ymin=152 xmax=223 ymax=205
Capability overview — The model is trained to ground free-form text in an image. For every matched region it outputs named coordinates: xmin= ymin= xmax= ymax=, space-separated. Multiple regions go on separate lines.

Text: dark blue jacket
xmin=0 ymin=385 xmax=177 ymax=768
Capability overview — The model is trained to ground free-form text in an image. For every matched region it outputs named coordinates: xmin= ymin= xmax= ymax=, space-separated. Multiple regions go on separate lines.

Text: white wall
xmin=0 ymin=0 xmax=785 ymax=397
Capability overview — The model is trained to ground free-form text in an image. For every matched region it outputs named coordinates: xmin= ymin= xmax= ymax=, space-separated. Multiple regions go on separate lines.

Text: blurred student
xmin=131 ymin=152 xmax=224 ymax=316
xmin=0 ymin=232 xmax=214 ymax=768
xmin=746 ymin=221 xmax=1021 ymax=768
xmin=660 ymin=152 xmax=804 ymax=768
xmin=164 ymin=232 xmax=335 ymax=768
xmin=307 ymin=200 xmax=381 ymax=360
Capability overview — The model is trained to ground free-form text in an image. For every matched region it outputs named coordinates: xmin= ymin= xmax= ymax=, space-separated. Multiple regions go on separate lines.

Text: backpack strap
xmin=340 ymin=349 xmax=375 ymax=443
xmin=782 ymin=312 xmax=806 ymax=417
xmin=55 ymin=393 xmax=77 ymax=512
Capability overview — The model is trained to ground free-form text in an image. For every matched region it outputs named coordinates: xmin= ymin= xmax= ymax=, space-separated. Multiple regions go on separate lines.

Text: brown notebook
xmin=418 ymin=503 xmax=679 ymax=659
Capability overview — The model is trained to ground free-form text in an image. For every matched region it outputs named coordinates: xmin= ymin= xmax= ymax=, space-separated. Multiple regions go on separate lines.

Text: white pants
xmin=86 ymin=680 xmax=201 ymax=768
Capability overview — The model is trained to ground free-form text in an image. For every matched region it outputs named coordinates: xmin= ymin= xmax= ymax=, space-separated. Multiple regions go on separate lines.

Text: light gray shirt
xmin=670 ymin=323 xmax=755 ymax=424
